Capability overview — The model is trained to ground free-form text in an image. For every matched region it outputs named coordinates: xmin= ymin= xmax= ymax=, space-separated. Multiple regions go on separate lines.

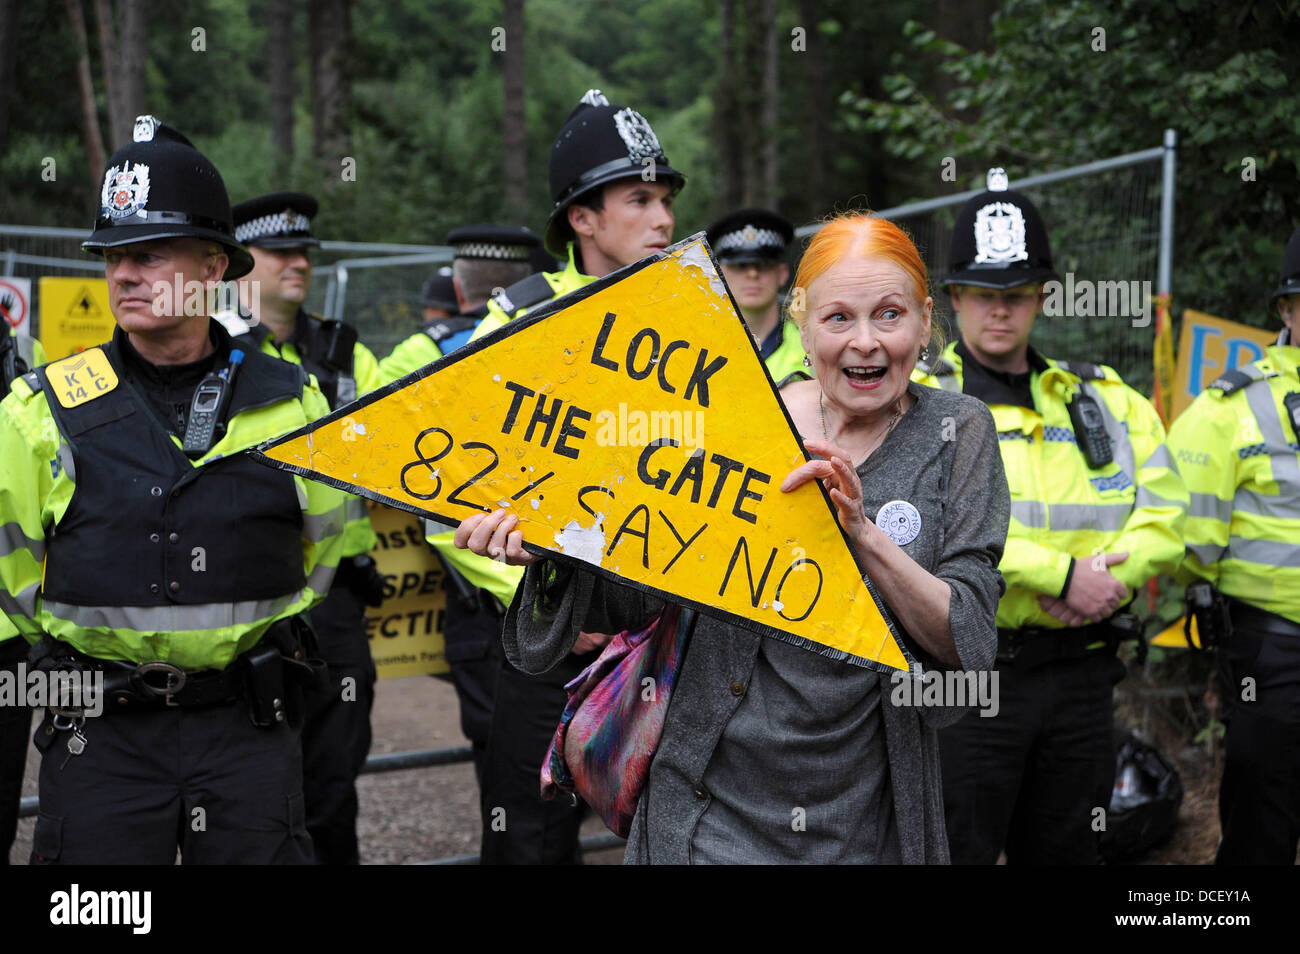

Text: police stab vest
xmin=233 ymin=310 xmax=359 ymax=409
xmin=37 ymin=338 xmax=308 ymax=608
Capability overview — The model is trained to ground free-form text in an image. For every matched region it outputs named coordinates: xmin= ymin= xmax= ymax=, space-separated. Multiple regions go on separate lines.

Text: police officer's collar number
xmin=48 ymin=348 xmax=119 ymax=409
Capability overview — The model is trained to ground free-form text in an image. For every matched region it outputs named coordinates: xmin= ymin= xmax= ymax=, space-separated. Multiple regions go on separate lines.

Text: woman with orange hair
xmin=457 ymin=214 xmax=1009 ymax=863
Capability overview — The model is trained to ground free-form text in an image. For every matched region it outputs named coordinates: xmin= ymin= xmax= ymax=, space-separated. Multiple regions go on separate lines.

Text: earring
xmin=920 ymin=346 xmax=929 ymax=362
xmin=803 ymin=355 xmax=811 ymax=367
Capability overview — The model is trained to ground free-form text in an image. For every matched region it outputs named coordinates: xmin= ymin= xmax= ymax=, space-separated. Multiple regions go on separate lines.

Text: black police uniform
xmin=477 ymin=91 xmax=683 ymax=865
xmin=227 ymin=191 xmax=385 ymax=865
xmin=925 ymin=174 xmax=1162 ymax=865
xmin=7 ymin=117 xmax=341 ymax=864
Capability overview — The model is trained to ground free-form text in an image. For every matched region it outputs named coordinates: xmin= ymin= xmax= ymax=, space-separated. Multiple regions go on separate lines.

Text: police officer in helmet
xmin=1167 ymin=224 xmax=1300 ymax=864
xmin=462 ymin=89 xmax=685 ymax=864
xmin=915 ymin=169 xmax=1186 ymax=865
xmin=0 ymin=116 xmax=346 ymax=864
xmin=472 ymin=89 xmax=684 ymax=341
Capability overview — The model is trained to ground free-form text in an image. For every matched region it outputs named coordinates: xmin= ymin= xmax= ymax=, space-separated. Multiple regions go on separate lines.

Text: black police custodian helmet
xmin=232 ymin=192 xmax=321 ymax=249
xmin=544 ymin=89 xmax=685 ymax=257
xmin=1269 ymin=225 xmax=1300 ymax=306
xmin=942 ymin=168 xmax=1057 ymax=290
xmin=706 ymin=208 xmax=794 ymax=265
xmin=420 ymin=269 xmax=458 ymax=312
xmin=82 ymin=115 xmax=253 ymax=280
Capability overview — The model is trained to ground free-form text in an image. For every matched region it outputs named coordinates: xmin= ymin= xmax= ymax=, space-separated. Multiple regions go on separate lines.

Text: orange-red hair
xmin=788 ymin=214 xmax=930 ymax=330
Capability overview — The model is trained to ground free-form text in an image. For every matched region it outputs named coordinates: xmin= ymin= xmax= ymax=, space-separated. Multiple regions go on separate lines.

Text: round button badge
xmin=876 ymin=500 xmax=922 ymax=546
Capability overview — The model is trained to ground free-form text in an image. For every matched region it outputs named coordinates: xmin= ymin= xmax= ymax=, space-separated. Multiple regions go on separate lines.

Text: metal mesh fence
xmin=0 ymin=226 xmax=449 ymax=361
xmin=888 ymin=161 xmax=1164 ymax=393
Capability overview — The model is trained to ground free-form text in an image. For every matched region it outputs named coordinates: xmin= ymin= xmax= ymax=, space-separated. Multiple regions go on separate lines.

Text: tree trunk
xmin=309 ymin=0 xmax=352 ymax=191
xmin=714 ymin=0 xmax=741 ymax=211
xmin=760 ymin=0 xmax=779 ymax=208
xmin=64 ymin=0 xmax=107 ymax=180
xmin=0 ymin=0 xmax=20 ymax=159
xmin=501 ymin=0 xmax=527 ymax=221
xmin=269 ymin=0 xmax=295 ymax=186
xmin=92 ymin=0 xmax=125 ymax=147
xmin=796 ymin=0 xmax=827 ymax=221
xmin=117 ymin=0 xmax=145 ymax=129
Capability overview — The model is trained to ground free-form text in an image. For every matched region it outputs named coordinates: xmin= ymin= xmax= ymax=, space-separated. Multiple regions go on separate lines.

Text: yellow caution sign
xmin=257 ymin=235 xmax=906 ymax=672
xmin=1150 ymin=615 xmax=1202 ymax=651
xmin=366 ymin=502 xmax=449 ymax=678
xmin=38 ymin=277 xmax=116 ymax=361
xmin=1172 ymin=309 xmax=1277 ymax=420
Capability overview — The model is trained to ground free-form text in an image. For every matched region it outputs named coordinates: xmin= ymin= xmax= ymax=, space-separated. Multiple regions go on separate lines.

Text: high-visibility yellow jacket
xmin=1166 ymin=338 xmax=1300 ymax=623
xmin=219 ymin=309 xmax=381 ymax=559
xmin=764 ymin=320 xmax=809 ymax=387
xmin=0 ymin=325 xmax=348 ymax=668
xmin=914 ymin=342 xmax=1187 ymax=630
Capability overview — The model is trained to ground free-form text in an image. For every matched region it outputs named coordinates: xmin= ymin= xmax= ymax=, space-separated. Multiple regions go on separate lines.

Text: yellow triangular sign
xmin=255 ymin=235 xmax=908 ymax=672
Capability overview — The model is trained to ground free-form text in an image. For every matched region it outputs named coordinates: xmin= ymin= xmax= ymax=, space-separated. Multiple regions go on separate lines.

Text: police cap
xmin=706 ymin=208 xmax=794 ymax=265
xmin=544 ymin=89 xmax=685 ymax=257
xmin=420 ymin=268 xmax=458 ymax=311
xmin=1269 ymin=224 xmax=1300 ymax=305
xmin=446 ymin=224 xmax=540 ymax=262
xmin=232 ymin=192 xmax=321 ymax=249
xmin=942 ymin=168 xmax=1057 ymax=290
xmin=83 ymin=115 xmax=253 ymax=280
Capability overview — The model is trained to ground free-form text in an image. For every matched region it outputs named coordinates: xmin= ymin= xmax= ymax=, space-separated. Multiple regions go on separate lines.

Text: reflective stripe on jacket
xmin=1166 ymin=341 xmax=1300 ymax=623
xmin=0 ymin=329 xmax=347 ymax=668
xmin=914 ymin=342 xmax=1186 ymax=629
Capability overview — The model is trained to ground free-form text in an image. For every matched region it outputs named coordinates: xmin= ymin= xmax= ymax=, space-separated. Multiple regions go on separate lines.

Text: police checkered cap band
xmin=453 ymin=241 xmax=531 ymax=261
xmin=235 ymin=209 xmax=312 ymax=244
xmin=716 ymin=227 xmax=784 ymax=252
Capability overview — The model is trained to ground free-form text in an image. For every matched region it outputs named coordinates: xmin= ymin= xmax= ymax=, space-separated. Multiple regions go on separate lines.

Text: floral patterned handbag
xmin=540 ymin=603 xmax=695 ymax=837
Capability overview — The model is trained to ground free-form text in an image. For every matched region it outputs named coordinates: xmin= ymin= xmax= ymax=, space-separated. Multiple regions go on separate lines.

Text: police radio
xmin=1067 ymin=389 xmax=1113 ymax=469
xmin=182 ymin=349 xmax=244 ymax=457
xmin=1283 ymin=392 xmax=1300 ymax=442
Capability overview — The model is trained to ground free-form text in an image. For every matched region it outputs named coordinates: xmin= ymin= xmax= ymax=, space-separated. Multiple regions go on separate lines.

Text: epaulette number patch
xmin=47 ymin=348 xmax=118 ymax=408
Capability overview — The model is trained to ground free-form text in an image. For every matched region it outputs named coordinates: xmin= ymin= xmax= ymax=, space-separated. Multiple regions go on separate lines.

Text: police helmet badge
xmin=973 ymin=201 xmax=1027 ymax=265
xmin=613 ymin=107 xmax=663 ymax=162
xmin=133 ymin=115 xmax=160 ymax=142
xmin=986 ymin=167 xmax=1010 ymax=191
xmin=100 ymin=161 xmax=151 ymax=220
xmin=742 ymin=225 xmax=759 ymax=245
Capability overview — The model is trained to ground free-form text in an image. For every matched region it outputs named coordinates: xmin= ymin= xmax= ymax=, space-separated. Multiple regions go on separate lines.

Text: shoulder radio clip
xmin=1067 ymin=389 xmax=1114 ymax=469
xmin=182 ymin=349 xmax=244 ymax=457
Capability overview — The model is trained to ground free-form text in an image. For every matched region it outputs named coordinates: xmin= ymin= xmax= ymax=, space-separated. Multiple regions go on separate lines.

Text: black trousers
xmin=940 ymin=651 xmax=1123 ymax=865
xmin=0 ymin=638 xmax=31 ymax=864
xmin=478 ymin=652 xmax=587 ymax=865
xmin=1215 ymin=623 xmax=1300 ymax=865
xmin=441 ymin=592 xmax=504 ymax=788
xmin=30 ymin=697 xmax=311 ymax=864
xmin=303 ymin=585 xmax=376 ymax=865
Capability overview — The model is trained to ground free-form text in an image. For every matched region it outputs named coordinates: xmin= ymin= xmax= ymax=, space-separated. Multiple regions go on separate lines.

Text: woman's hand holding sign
xmin=455 ymin=508 xmax=536 ymax=566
